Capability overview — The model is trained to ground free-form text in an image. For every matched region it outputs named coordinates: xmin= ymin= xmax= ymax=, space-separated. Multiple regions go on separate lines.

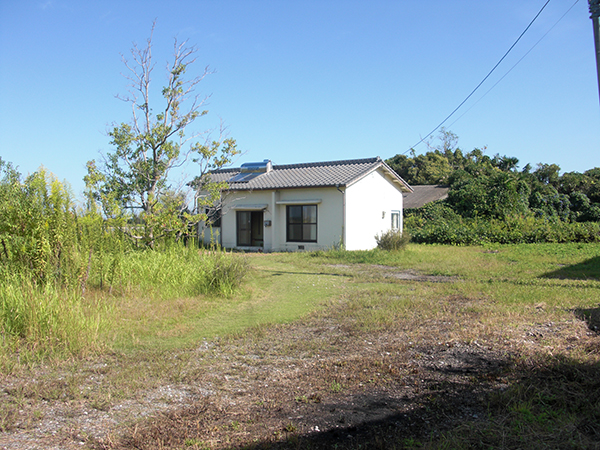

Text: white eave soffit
xmin=232 ymin=204 xmax=268 ymax=210
xmin=275 ymin=199 xmax=322 ymax=205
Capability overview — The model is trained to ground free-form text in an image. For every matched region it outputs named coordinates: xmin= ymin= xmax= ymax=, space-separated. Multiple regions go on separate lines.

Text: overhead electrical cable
xmin=405 ymin=0 xmax=551 ymax=154
xmin=447 ymin=0 xmax=580 ymax=130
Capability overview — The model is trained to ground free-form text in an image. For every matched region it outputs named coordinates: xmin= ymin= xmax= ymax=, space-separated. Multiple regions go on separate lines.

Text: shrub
xmin=408 ymin=215 xmax=600 ymax=245
xmin=405 ymin=201 xmax=460 ymax=222
xmin=375 ymin=229 xmax=410 ymax=251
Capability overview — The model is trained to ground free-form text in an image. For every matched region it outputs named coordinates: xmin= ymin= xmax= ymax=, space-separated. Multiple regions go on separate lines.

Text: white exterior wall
xmin=274 ymin=187 xmax=344 ymax=252
xmin=344 ymin=168 xmax=404 ymax=251
xmin=213 ymin=187 xmax=343 ymax=252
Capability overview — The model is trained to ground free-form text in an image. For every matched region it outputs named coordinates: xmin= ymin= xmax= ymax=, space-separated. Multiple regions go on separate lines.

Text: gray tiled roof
xmin=403 ymin=185 xmax=450 ymax=209
xmin=207 ymin=157 xmax=412 ymax=192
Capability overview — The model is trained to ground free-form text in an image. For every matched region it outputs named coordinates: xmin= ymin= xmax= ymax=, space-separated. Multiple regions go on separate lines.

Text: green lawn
xmin=105 ymin=243 xmax=600 ymax=352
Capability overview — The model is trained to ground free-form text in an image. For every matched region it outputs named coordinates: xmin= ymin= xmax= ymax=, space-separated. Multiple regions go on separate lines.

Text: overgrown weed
xmin=114 ymin=245 xmax=249 ymax=299
xmin=0 ymin=274 xmax=106 ymax=361
xmin=0 ymin=246 xmax=249 ymax=362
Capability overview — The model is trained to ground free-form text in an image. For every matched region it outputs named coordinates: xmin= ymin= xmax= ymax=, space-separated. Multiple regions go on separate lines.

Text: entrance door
xmin=236 ymin=211 xmax=263 ymax=247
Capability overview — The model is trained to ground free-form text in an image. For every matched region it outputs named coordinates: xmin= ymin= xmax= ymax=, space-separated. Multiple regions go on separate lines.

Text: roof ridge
xmin=272 ymin=157 xmax=380 ymax=170
xmin=210 ymin=167 xmax=240 ymax=174
xmin=212 ymin=157 xmax=381 ymax=174
xmin=210 ymin=157 xmax=381 ymax=174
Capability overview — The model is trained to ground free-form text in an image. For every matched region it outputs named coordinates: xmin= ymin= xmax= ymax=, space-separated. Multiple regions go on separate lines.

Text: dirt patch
xmin=0 ymin=322 xmax=540 ymax=450
xmin=327 ymin=264 xmax=458 ymax=283
xmin=373 ymin=266 xmax=458 ymax=282
xmin=0 ymin=318 xmax=508 ymax=450
xmin=100 ymin=329 xmax=512 ymax=450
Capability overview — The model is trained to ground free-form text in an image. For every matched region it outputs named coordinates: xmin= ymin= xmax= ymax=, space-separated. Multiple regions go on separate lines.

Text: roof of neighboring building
xmin=402 ymin=185 xmax=450 ymax=209
xmin=206 ymin=157 xmax=413 ymax=192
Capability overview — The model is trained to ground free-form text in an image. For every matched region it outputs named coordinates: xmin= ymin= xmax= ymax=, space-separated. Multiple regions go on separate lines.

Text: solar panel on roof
xmin=229 ymin=159 xmax=273 ymax=182
xmin=229 ymin=172 xmax=263 ymax=183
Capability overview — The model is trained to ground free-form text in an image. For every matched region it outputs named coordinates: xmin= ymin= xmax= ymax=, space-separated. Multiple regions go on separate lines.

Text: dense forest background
xmin=386 ymin=129 xmax=600 ymax=245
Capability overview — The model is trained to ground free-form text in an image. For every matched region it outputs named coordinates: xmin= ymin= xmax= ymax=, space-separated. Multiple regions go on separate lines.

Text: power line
xmin=405 ymin=0 xmax=551 ymax=154
xmin=447 ymin=0 xmax=580 ymax=130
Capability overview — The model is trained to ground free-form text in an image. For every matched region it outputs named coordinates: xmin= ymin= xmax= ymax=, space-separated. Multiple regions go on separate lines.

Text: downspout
xmin=271 ymin=190 xmax=277 ymax=252
xmin=218 ymin=198 xmax=223 ymax=247
xmin=216 ymin=194 xmax=223 ymax=247
xmin=336 ymin=184 xmax=345 ymax=249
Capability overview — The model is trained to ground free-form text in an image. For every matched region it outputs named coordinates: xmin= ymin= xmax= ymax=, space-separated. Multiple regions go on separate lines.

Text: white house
xmin=198 ymin=157 xmax=413 ymax=252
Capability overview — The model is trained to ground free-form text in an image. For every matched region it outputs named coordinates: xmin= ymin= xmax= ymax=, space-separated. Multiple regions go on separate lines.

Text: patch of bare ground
xmin=327 ymin=265 xmax=458 ymax=283
xmin=374 ymin=266 xmax=458 ymax=283
xmin=108 ymin=330 xmax=513 ymax=450
xmin=98 ymin=314 xmax=598 ymax=450
xmin=1 ymin=273 xmax=598 ymax=449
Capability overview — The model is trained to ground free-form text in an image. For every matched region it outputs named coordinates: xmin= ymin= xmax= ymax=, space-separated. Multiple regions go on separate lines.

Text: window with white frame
xmin=391 ymin=211 xmax=400 ymax=230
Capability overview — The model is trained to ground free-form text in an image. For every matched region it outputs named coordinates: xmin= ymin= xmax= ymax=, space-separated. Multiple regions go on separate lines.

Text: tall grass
xmin=0 ymin=246 xmax=249 ymax=362
xmin=0 ymin=273 xmax=105 ymax=361
xmin=113 ymin=245 xmax=248 ymax=298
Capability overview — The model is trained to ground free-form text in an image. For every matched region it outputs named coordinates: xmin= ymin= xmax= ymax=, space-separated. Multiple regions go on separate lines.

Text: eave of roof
xmin=345 ymin=159 xmax=413 ymax=193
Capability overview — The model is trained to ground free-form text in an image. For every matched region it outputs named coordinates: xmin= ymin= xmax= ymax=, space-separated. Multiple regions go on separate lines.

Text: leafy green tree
xmin=0 ymin=160 xmax=82 ymax=284
xmin=534 ymin=163 xmax=561 ymax=187
xmin=558 ymin=171 xmax=592 ymax=196
xmin=447 ymin=170 xmax=529 ymax=220
xmin=492 ymin=154 xmax=520 ymax=172
xmin=425 ymin=127 xmax=459 ymax=155
xmin=387 ymin=130 xmax=520 ymax=186
xmin=388 ymin=130 xmax=600 ymax=228
xmin=87 ymin=24 xmax=239 ymax=247
xmin=583 ymin=168 xmax=600 ymax=203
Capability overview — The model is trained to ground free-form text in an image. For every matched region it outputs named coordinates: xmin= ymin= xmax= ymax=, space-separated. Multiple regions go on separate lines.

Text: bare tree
xmin=86 ymin=22 xmax=238 ymax=247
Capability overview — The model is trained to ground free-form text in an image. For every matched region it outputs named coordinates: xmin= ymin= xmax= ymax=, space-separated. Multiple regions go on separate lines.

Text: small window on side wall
xmin=391 ymin=211 xmax=400 ymax=230
xmin=205 ymin=207 xmax=222 ymax=227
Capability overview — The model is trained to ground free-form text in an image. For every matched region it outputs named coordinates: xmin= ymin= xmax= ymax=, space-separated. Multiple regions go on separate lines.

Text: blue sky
xmin=0 ymin=0 xmax=598 ymax=199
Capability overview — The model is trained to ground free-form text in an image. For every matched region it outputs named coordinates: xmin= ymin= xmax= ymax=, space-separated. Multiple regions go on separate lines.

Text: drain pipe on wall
xmin=271 ymin=190 xmax=277 ymax=252
xmin=336 ymin=184 xmax=345 ymax=249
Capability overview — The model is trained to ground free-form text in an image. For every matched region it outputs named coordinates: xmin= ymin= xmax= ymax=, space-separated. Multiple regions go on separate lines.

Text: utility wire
xmin=405 ymin=0 xmax=551 ymax=154
xmin=447 ymin=0 xmax=580 ymax=130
